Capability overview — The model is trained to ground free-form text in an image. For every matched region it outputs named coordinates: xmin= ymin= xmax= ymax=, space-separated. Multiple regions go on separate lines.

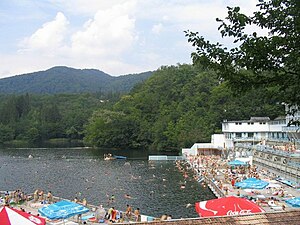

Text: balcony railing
xmin=254 ymin=145 xmax=292 ymax=157
xmin=282 ymin=126 xmax=300 ymax=132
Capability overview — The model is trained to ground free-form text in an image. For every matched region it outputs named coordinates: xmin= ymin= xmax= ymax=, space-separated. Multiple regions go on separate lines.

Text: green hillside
xmin=0 ymin=66 xmax=152 ymax=94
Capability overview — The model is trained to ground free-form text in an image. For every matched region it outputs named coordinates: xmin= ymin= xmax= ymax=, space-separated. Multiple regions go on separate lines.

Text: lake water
xmin=0 ymin=148 xmax=215 ymax=218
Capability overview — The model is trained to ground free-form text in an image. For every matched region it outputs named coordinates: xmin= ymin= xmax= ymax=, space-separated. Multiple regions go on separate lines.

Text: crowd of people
xmin=86 ymin=203 xmax=141 ymax=223
xmin=1 ymin=189 xmax=28 ymax=206
xmin=0 ymin=189 xmax=143 ymax=224
xmin=180 ymin=152 xmax=298 ymax=212
xmin=33 ymin=189 xmax=53 ymax=204
xmin=72 ymin=194 xmax=141 ymax=224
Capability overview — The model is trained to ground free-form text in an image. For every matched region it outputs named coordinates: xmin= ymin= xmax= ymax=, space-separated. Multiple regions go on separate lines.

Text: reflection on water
xmin=0 ymin=148 xmax=214 ymax=218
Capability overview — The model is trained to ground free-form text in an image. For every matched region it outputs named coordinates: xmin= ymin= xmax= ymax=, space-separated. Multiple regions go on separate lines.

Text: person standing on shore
xmin=82 ymin=198 xmax=87 ymax=206
xmin=74 ymin=196 xmax=79 ymax=203
xmin=134 ymin=207 xmax=140 ymax=222
xmin=33 ymin=189 xmax=39 ymax=202
xmin=38 ymin=190 xmax=44 ymax=201
xmin=111 ymin=207 xmax=117 ymax=222
xmin=47 ymin=191 xmax=53 ymax=203
xmin=231 ymin=178 xmax=236 ymax=188
xmin=125 ymin=204 xmax=132 ymax=219
xmin=107 ymin=206 xmax=113 ymax=220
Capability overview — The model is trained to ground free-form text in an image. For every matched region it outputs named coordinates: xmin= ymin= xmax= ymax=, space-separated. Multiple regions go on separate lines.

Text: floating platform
xmin=148 ymin=155 xmax=184 ymax=161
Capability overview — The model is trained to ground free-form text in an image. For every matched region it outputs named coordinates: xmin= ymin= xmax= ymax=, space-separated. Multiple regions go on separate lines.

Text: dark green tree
xmin=185 ymin=0 xmax=300 ymax=122
xmin=84 ymin=109 xmax=140 ymax=148
xmin=25 ymin=127 xmax=41 ymax=143
xmin=0 ymin=123 xmax=14 ymax=143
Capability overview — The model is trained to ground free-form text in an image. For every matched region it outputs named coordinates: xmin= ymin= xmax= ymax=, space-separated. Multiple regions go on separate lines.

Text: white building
xmin=183 ymin=107 xmax=299 ymax=156
xmin=182 ymin=134 xmax=225 ymax=156
xmin=222 ymin=117 xmax=287 ymax=149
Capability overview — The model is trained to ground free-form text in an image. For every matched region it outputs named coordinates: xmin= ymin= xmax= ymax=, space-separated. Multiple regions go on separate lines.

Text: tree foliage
xmin=84 ymin=110 xmax=141 ymax=148
xmin=0 ymin=93 xmax=113 ymax=146
xmin=84 ymin=64 xmax=283 ymax=151
xmin=185 ymin=0 xmax=300 ymax=111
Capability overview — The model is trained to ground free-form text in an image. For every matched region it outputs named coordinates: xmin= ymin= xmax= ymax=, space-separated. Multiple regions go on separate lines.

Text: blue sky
xmin=0 ymin=0 xmax=258 ymax=78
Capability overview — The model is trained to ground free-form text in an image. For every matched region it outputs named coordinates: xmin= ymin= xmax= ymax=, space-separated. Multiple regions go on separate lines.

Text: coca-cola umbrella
xmin=0 ymin=206 xmax=46 ymax=225
xmin=195 ymin=196 xmax=264 ymax=217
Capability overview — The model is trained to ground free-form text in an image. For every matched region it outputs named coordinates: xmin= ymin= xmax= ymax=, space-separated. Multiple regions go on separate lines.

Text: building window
xmin=236 ymin=133 xmax=242 ymax=138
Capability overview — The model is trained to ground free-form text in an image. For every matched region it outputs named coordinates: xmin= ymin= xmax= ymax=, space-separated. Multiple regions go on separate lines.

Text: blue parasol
xmin=235 ymin=178 xmax=269 ymax=189
xmin=38 ymin=200 xmax=89 ymax=220
xmin=285 ymin=197 xmax=300 ymax=207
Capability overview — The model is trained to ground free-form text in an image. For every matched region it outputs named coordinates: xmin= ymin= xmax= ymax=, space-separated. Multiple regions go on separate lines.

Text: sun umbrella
xmin=228 ymin=160 xmax=247 ymax=166
xmin=0 ymin=206 xmax=46 ymax=225
xmin=235 ymin=178 xmax=269 ymax=189
xmin=195 ymin=196 xmax=264 ymax=217
xmin=285 ymin=197 xmax=300 ymax=207
xmin=38 ymin=200 xmax=89 ymax=220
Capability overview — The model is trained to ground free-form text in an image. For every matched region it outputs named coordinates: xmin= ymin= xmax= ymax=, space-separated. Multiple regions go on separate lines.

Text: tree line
xmin=0 ymin=92 xmax=119 ymax=146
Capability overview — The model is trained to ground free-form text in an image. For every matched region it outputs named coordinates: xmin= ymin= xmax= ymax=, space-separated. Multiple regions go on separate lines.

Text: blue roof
xmin=38 ymin=200 xmax=89 ymax=219
xmin=235 ymin=178 xmax=269 ymax=189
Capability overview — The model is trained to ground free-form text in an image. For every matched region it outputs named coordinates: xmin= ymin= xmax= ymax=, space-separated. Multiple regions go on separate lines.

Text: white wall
xmin=223 ymin=122 xmax=270 ymax=132
xmin=211 ymin=134 xmax=225 ymax=148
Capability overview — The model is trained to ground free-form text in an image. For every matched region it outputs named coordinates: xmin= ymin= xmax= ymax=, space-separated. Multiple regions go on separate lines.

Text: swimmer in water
xmin=124 ymin=194 xmax=131 ymax=199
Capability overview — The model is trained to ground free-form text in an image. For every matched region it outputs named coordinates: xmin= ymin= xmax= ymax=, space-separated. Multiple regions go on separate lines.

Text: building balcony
xmin=282 ymin=126 xmax=300 ymax=132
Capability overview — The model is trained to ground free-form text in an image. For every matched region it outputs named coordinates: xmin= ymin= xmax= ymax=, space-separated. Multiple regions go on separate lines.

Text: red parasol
xmin=0 ymin=206 xmax=46 ymax=225
xmin=195 ymin=196 xmax=264 ymax=217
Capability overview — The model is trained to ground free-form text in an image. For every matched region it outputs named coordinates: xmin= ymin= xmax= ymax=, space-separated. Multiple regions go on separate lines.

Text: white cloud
xmin=0 ymin=0 xmax=260 ymax=78
xmin=152 ymin=23 xmax=163 ymax=34
xmin=71 ymin=1 xmax=137 ymax=57
xmin=20 ymin=12 xmax=69 ymax=53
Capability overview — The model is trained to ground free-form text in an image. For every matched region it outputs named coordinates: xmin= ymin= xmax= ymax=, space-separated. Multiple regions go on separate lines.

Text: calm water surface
xmin=0 ymin=148 xmax=214 ymax=218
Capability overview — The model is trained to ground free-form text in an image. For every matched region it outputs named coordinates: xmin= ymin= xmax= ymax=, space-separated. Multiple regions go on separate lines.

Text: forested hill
xmin=0 ymin=66 xmax=153 ymax=94
xmin=84 ymin=64 xmax=284 ymax=151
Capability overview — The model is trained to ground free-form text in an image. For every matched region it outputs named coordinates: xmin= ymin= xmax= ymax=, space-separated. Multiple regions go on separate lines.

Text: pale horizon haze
xmin=0 ymin=0 xmax=259 ymax=78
